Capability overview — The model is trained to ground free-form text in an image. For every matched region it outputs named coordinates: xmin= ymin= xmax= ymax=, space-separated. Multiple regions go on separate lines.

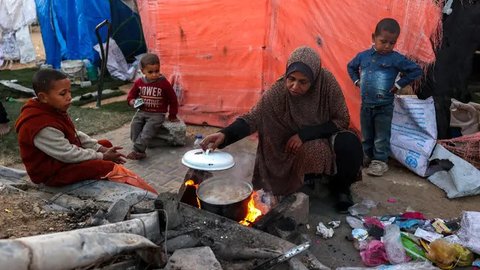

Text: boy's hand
xmin=390 ymin=86 xmax=399 ymax=94
xmin=128 ymin=99 xmax=135 ymax=107
xmin=103 ymin=146 xmax=127 ymax=164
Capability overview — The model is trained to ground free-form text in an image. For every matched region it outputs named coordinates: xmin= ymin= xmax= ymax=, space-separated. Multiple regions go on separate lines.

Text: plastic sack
xmin=383 ymin=224 xmax=409 ymax=264
xmin=425 ymin=239 xmax=474 ymax=269
xmin=14 ymin=25 xmax=35 ymax=63
xmin=360 ymin=240 xmax=389 ymax=266
xmin=94 ymin=38 xmax=134 ymax=81
xmin=336 ymin=261 xmax=438 ymax=270
xmin=390 ymin=96 xmax=437 ymax=177
xmin=456 ymin=211 xmax=480 ymax=254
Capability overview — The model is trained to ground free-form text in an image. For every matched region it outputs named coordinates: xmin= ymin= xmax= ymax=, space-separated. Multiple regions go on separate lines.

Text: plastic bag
xmin=336 ymin=261 xmax=438 ymax=270
xmin=456 ymin=211 xmax=480 ymax=254
xmin=360 ymin=240 xmax=389 ymax=266
xmin=425 ymin=239 xmax=474 ymax=269
xmin=383 ymin=224 xmax=409 ymax=264
xmin=348 ymin=199 xmax=377 ymax=216
xmin=94 ymin=38 xmax=134 ymax=81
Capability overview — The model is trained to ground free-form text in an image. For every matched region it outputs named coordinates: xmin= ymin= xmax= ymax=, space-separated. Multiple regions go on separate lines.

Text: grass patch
xmin=0 ymin=67 xmax=128 ymax=99
xmin=0 ymin=100 xmax=134 ymax=166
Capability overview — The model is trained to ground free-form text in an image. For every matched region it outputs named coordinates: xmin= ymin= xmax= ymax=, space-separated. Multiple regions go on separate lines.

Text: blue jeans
xmin=360 ymin=103 xmax=394 ymax=162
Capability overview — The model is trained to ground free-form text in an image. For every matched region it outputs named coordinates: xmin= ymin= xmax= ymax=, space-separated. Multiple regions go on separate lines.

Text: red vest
xmin=15 ymin=99 xmax=81 ymax=184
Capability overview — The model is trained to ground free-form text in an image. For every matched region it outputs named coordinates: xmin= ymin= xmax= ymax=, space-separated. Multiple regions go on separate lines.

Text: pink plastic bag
xmin=360 ymin=240 xmax=389 ymax=266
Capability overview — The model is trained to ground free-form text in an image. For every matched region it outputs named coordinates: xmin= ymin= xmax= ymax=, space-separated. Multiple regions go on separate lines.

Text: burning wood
xmin=239 ymin=192 xmax=263 ymax=226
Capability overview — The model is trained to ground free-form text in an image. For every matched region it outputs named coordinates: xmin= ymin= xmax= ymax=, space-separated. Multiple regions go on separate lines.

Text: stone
xmin=164 ymin=246 xmax=222 ymax=270
xmin=283 ymin=192 xmax=309 ymax=225
xmin=148 ymin=119 xmax=187 ymax=147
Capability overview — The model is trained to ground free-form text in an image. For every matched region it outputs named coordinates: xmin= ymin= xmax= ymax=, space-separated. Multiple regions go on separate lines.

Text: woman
xmin=200 ymin=46 xmax=363 ymax=212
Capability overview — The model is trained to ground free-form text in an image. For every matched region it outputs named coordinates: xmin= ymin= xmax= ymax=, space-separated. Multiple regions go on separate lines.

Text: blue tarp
xmin=35 ymin=0 xmax=111 ymax=68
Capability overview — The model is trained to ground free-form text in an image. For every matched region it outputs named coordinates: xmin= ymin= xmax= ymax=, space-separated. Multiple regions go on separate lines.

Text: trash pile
xmin=342 ymin=200 xmax=480 ymax=269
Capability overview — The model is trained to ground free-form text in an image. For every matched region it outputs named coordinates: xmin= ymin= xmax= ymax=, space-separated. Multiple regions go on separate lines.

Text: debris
xmin=0 ymin=80 xmax=35 ymax=95
xmin=414 ymin=228 xmax=443 ymax=242
xmin=348 ymin=199 xmax=377 ymax=216
xmin=316 ymin=222 xmax=334 ymax=239
xmin=346 ymin=216 xmax=365 ymax=229
xmin=387 ymin=198 xmax=397 ymax=203
xmin=327 ymin=220 xmax=341 ymax=229
xmin=432 ymin=218 xmax=452 ymax=234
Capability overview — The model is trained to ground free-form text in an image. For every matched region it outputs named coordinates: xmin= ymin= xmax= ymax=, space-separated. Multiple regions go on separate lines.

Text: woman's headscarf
xmin=241 ymin=46 xmax=350 ymax=195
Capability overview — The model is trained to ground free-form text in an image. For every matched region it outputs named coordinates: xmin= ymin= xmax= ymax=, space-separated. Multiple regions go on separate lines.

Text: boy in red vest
xmin=126 ymin=53 xmax=179 ymax=160
xmin=15 ymin=69 xmax=156 ymax=194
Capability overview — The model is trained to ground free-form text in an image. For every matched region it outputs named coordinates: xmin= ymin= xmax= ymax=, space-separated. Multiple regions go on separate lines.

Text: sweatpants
xmin=130 ymin=111 xmax=166 ymax=153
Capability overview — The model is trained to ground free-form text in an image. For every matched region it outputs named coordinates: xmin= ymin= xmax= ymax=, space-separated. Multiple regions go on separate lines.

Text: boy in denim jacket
xmin=347 ymin=18 xmax=422 ymax=176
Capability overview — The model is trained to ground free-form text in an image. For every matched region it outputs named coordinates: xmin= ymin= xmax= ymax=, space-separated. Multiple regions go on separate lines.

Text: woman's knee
xmin=334 ymin=131 xmax=362 ymax=155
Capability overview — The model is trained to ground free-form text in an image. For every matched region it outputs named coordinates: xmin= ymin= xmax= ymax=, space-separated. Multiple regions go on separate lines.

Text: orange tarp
xmin=137 ymin=0 xmax=442 ymax=130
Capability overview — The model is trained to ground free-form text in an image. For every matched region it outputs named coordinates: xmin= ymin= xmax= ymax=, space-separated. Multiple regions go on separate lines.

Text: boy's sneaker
xmin=366 ymin=160 xmax=388 ymax=176
xmin=126 ymin=151 xmax=147 ymax=160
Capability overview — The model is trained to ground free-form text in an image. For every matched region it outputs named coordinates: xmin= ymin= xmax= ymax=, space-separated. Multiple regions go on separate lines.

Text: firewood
xmin=253 ymin=194 xmax=296 ymax=231
xmin=212 ymin=242 xmax=281 ymax=260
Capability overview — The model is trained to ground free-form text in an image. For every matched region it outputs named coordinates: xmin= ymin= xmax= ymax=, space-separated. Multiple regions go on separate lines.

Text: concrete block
xmin=283 ymin=192 xmax=309 ymax=225
xmin=164 ymin=246 xmax=222 ymax=270
xmin=149 ymin=119 xmax=187 ymax=147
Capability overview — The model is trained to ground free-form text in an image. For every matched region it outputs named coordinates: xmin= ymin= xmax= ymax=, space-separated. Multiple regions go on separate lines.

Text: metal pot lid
xmin=181 ymin=149 xmax=235 ymax=171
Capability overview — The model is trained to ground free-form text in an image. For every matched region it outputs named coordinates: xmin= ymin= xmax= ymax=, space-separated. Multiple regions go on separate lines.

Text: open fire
xmin=183 ymin=179 xmax=264 ymax=226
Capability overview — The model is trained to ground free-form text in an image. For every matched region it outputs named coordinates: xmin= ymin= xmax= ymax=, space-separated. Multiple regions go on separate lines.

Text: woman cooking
xmin=200 ymin=46 xmax=363 ymax=213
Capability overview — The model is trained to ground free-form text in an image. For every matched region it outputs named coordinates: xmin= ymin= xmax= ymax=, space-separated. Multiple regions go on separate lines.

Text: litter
xmin=316 ymin=222 xmax=334 ymax=239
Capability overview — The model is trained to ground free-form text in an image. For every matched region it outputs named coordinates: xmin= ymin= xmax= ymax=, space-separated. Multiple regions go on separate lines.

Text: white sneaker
xmin=366 ymin=160 xmax=388 ymax=176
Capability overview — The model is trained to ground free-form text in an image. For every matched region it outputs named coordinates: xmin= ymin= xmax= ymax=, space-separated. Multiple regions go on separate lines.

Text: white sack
xmin=390 ymin=96 xmax=437 ymax=176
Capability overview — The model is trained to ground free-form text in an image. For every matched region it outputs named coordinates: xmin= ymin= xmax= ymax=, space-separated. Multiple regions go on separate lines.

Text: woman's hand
xmin=103 ymin=146 xmax=127 ymax=164
xmin=285 ymin=134 xmax=303 ymax=155
xmin=200 ymin=132 xmax=225 ymax=151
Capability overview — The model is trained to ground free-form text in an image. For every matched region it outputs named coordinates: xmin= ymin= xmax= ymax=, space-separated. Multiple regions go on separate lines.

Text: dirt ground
xmin=0 ymin=191 xmax=96 ymax=239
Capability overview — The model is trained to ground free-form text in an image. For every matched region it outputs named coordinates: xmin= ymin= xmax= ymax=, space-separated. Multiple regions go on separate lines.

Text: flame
xmin=184 ymin=179 xmax=201 ymax=208
xmin=185 ymin=179 xmax=197 ymax=187
xmin=239 ymin=193 xmax=263 ymax=226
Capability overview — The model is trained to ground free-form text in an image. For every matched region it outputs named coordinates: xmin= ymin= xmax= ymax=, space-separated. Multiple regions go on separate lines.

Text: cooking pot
xmin=196 ymin=178 xmax=253 ymax=222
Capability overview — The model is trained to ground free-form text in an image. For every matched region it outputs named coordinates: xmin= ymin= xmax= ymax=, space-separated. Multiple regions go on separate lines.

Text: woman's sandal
xmin=126 ymin=151 xmax=147 ymax=160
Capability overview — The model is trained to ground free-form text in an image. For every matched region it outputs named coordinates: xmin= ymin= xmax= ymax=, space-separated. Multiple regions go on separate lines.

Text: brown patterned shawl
xmin=241 ymin=46 xmax=350 ymax=195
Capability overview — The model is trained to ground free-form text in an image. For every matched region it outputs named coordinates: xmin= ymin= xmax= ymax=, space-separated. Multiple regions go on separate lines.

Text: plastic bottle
xmin=193 ymin=134 xmax=203 ymax=149
xmin=5 ymin=97 xmax=17 ymax=102
xmin=383 ymin=224 xmax=409 ymax=264
xmin=83 ymin=59 xmax=98 ymax=81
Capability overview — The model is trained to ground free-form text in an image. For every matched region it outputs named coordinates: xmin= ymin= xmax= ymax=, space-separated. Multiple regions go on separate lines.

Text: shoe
xmin=366 ymin=160 xmax=388 ymax=176
xmin=0 ymin=123 xmax=11 ymax=136
xmin=334 ymin=192 xmax=354 ymax=214
xmin=126 ymin=151 xmax=147 ymax=160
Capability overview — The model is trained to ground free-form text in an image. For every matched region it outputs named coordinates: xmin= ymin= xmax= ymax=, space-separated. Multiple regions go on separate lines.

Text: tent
xmin=35 ymin=0 xmax=146 ymax=69
xmin=137 ymin=0 xmax=442 ymax=129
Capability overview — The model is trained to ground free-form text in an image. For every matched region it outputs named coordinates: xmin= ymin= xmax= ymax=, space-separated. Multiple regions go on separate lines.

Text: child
xmin=15 ymin=69 xmax=156 ymax=194
xmin=347 ymin=18 xmax=422 ymax=177
xmin=126 ymin=53 xmax=179 ymax=160
xmin=0 ymin=101 xmax=10 ymax=136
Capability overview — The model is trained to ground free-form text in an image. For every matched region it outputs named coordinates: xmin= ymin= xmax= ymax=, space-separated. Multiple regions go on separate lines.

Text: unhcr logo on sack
xmin=405 ymin=155 xmax=418 ymax=168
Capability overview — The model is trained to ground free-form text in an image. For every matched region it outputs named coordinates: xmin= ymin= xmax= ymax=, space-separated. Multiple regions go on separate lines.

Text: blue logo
xmin=405 ymin=155 xmax=418 ymax=168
